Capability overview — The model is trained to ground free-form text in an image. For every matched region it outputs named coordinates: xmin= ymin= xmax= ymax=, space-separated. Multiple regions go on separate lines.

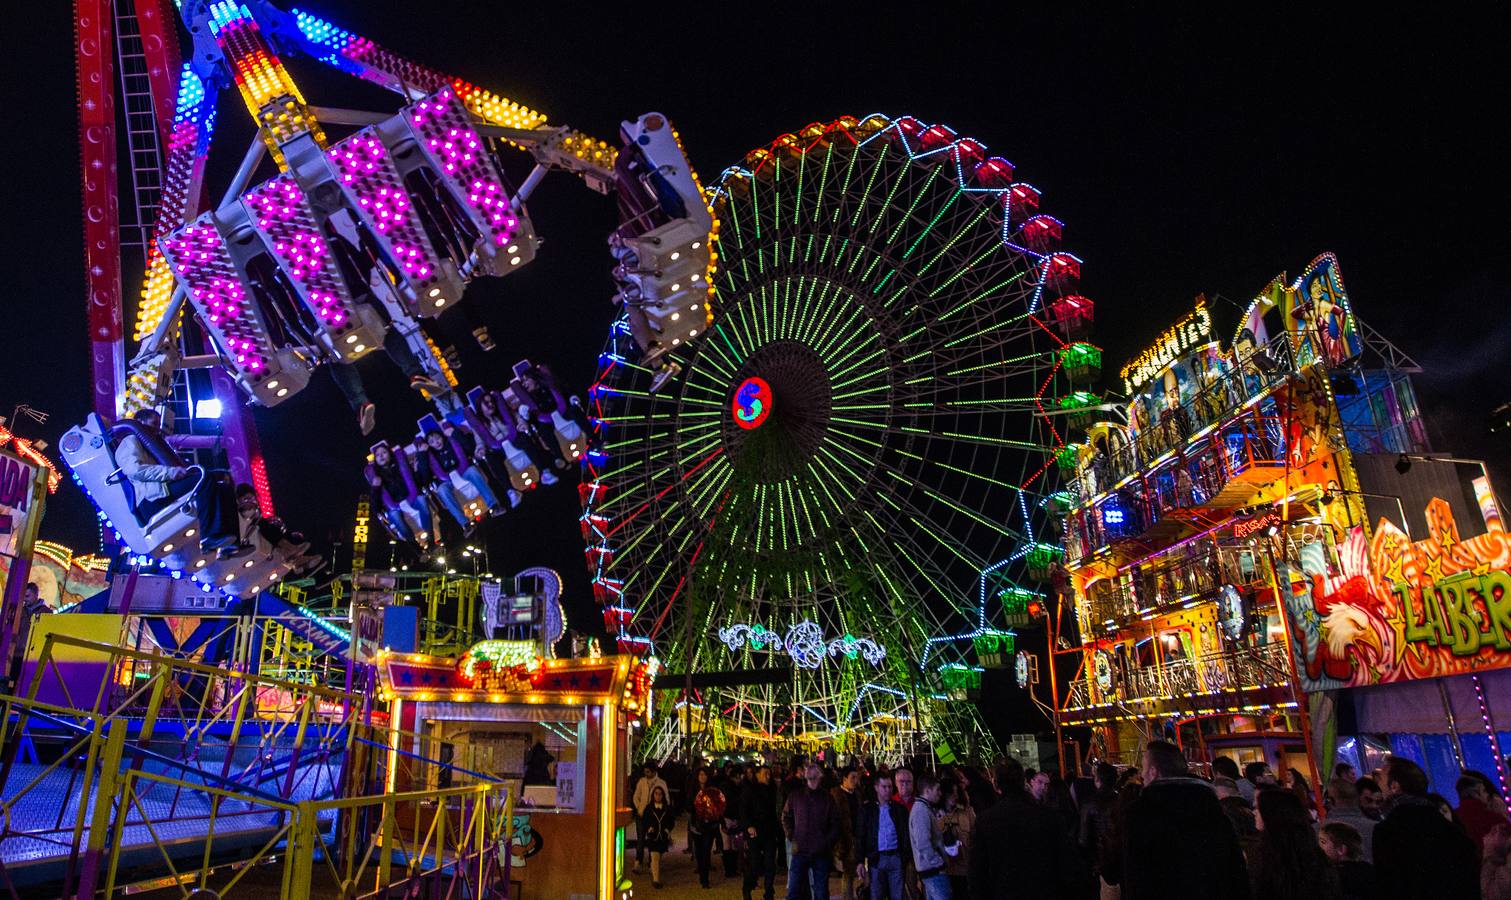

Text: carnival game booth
xmin=378 ymin=644 xmax=653 ymax=900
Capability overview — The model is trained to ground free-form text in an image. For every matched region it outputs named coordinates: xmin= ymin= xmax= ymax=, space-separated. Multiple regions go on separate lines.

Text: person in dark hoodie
xmin=740 ymin=765 xmax=782 ymax=900
xmin=1372 ymin=755 xmax=1480 ymax=900
xmin=1120 ymin=740 xmax=1249 ymax=900
xmin=968 ymin=758 xmax=1081 ymax=900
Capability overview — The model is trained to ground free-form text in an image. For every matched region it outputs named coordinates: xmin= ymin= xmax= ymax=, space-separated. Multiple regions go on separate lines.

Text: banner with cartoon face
xmin=1282 ymin=479 xmax=1511 ymax=691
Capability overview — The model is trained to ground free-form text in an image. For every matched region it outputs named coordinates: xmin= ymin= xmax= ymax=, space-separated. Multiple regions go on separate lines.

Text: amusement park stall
xmin=1049 ymin=253 xmax=1511 ymax=798
xmin=378 ymin=645 xmax=654 ymax=900
xmin=0 ymin=436 xmax=54 ymax=679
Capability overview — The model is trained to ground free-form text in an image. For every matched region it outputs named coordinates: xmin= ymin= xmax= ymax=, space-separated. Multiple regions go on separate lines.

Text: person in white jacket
xmin=632 ymin=764 xmax=670 ymax=873
xmin=909 ymin=776 xmax=952 ymax=900
xmin=118 ymin=409 xmax=241 ymax=553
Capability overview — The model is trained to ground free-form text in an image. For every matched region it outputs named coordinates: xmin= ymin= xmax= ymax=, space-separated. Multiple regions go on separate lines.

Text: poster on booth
xmin=1 ymin=450 xmax=46 ymax=561
xmin=1 ymin=449 xmax=49 ymax=637
xmin=1236 ymin=253 xmax=1364 ymax=373
xmin=1282 ymin=478 xmax=1511 ymax=691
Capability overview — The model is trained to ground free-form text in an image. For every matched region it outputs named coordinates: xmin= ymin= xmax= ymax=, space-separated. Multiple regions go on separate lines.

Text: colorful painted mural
xmin=1283 ymin=477 xmax=1511 ymax=690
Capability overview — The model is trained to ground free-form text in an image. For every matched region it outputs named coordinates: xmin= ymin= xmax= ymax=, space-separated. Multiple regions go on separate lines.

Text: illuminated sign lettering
xmin=1120 ymin=301 xmax=1214 ymax=394
xmin=1232 ymin=512 xmax=1280 ymax=539
xmin=351 ymin=496 xmax=369 ymax=573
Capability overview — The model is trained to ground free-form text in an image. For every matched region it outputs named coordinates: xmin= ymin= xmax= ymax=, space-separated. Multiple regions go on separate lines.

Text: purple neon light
xmin=407 ymin=89 xmax=519 ymax=247
xmin=329 ymin=130 xmax=446 ymax=299
xmin=243 ymin=175 xmax=353 ymax=329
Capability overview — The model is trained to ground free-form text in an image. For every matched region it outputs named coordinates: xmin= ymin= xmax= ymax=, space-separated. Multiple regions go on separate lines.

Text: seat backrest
xmin=109 ymin=420 xmax=185 ymax=524
xmin=98 ymin=425 xmax=139 ymax=516
xmin=60 ymin=414 xmax=149 ymax=544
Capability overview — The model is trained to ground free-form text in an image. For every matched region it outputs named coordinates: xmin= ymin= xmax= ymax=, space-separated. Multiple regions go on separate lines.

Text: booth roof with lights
xmin=378 ymin=644 xmax=655 ymax=900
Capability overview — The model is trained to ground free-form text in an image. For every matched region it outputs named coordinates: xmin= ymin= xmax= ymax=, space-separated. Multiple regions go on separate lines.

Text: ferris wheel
xmin=582 ymin=114 xmax=1088 ymax=754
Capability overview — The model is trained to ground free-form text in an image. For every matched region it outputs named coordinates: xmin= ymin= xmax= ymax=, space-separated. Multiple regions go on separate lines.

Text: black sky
xmin=3 ymin=3 xmax=1507 ymax=672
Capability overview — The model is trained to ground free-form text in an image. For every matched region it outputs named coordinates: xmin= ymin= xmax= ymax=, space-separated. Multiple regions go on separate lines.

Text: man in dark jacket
xmin=855 ymin=771 xmax=911 ymax=900
xmin=833 ymin=767 xmax=863 ymax=900
xmin=741 ymin=766 xmax=781 ymax=900
xmin=969 ymin=758 xmax=1081 ymax=900
xmin=722 ymin=764 xmax=747 ymax=878
xmin=782 ymin=762 xmax=841 ymax=900
xmin=1120 ymin=740 xmax=1249 ymax=900
xmin=1077 ymin=762 xmax=1118 ymax=878
xmin=1372 ymin=755 xmax=1480 ymax=900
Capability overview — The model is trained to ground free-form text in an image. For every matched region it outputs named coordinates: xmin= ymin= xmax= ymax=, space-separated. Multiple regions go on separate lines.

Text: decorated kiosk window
xmin=429 ymin=713 xmax=586 ymax=813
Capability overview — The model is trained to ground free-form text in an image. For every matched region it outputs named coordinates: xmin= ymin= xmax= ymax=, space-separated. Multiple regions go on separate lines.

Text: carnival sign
xmin=1119 ymin=300 xmax=1214 ymax=394
xmin=0 ymin=450 xmax=46 ymax=559
xmin=1283 ymin=480 xmax=1511 ymax=691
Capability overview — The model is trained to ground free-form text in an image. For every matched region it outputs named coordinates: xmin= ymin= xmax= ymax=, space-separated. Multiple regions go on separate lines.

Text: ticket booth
xmin=377 ymin=643 xmax=655 ymax=900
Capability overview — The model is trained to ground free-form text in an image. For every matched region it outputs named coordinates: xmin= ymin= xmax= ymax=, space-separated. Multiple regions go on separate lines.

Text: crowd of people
xmin=626 ymin=743 xmax=1511 ymax=900
xmin=363 ymin=360 xmax=597 ymax=553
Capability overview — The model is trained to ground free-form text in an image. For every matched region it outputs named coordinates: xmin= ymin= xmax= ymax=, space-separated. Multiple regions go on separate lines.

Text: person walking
xmin=1484 ymin=824 xmax=1511 ymax=900
xmin=692 ymin=769 xmax=729 ymax=888
xmin=909 ymin=775 xmax=952 ymax=900
xmin=856 ymin=770 xmax=911 ymax=900
xmin=1251 ymin=789 xmax=1340 ymax=900
xmin=722 ymin=764 xmax=748 ymax=878
xmin=633 ymin=764 xmax=670 ymax=874
xmin=741 ymin=766 xmax=782 ymax=900
xmin=968 ymin=758 xmax=1080 ymax=900
xmin=833 ymin=767 xmax=863 ymax=900
xmin=1319 ymin=822 xmax=1376 ymax=900
xmin=1373 ymin=756 xmax=1480 ymax=900
xmin=1077 ymin=762 xmax=1118 ymax=880
xmin=1120 ymin=740 xmax=1249 ymax=900
xmin=938 ymin=779 xmax=974 ymax=900
xmin=640 ymin=786 xmax=677 ymax=888
xmin=1459 ymin=772 xmax=1511 ymax=852
xmin=782 ymin=762 xmax=841 ymax=900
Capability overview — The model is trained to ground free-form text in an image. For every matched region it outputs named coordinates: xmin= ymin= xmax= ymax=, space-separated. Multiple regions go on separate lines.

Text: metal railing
xmin=1065 ymin=643 xmax=1291 ymax=710
xmin=1068 ymin=418 xmax=1286 ymax=561
xmin=0 ymin=635 xmax=514 ymax=899
xmin=1077 ymin=333 xmax=1297 ymax=497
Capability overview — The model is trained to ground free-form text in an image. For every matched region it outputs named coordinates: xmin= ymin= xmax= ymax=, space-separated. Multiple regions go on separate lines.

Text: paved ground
xmin=631 ymin=824 xmax=745 ymax=900
xmin=632 ymin=823 xmax=847 ymax=900
xmin=114 ymin=820 xmax=843 ymax=900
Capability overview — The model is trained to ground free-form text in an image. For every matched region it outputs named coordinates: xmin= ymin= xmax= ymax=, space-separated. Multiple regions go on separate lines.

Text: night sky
xmin=3 ymin=5 xmax=1506 ymax=729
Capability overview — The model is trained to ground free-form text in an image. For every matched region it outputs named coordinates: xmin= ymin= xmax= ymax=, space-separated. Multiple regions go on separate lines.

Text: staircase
xmin=113 ymin=0 xmax=164 ymax=251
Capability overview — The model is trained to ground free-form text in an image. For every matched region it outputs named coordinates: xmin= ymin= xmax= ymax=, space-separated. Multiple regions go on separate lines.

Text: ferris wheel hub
xmin=724 ymin=340 xmax=835 ymax=485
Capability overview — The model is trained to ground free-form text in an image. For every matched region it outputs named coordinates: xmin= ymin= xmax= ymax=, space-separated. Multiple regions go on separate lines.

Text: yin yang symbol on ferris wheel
xmin=732 ymin=376 xmax=773 ymax=430
xmin=582 ymin=114 xmax=1085 ymax=739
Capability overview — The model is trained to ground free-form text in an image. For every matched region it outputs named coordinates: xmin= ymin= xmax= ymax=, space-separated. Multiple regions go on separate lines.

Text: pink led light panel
xmin=329 ymin=130 xmax=444 ymax=292
xmin=243 ymin=175 xmax=352 ymax=328
xmin=161 ymin=220 xmax=270 ymax=375
xmin=408 ymin=89 xmax=519 ymax=247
